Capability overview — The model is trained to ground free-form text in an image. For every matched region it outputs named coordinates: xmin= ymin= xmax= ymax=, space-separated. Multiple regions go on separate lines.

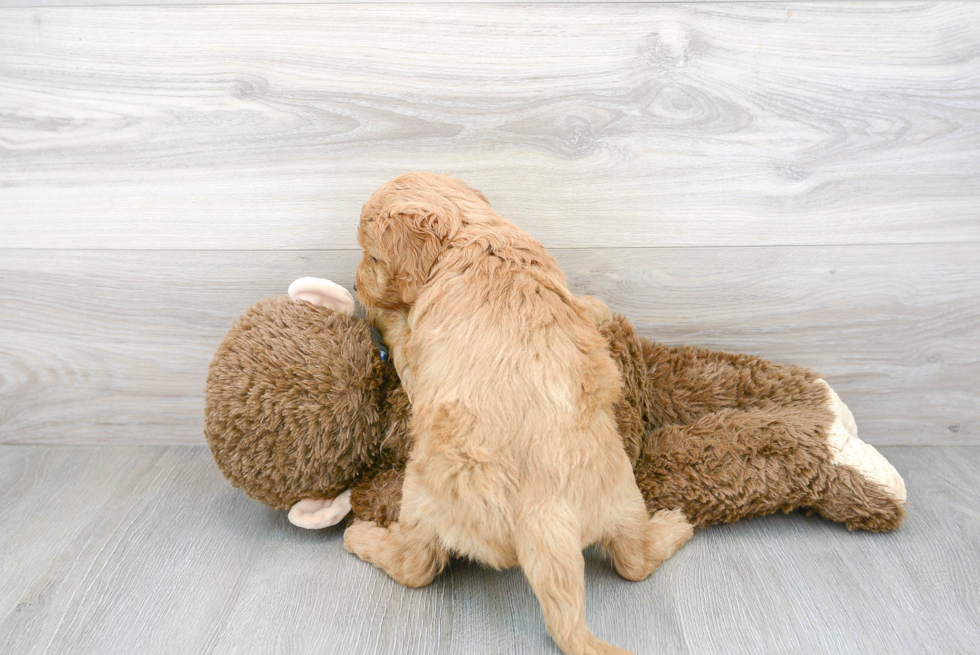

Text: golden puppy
xmin=346 ymin=172 xmax=692 ymax=655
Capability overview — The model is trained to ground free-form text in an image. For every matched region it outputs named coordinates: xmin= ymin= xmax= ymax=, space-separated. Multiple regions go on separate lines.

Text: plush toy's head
xmin=204 ymin=279 xmax=397 ymax=520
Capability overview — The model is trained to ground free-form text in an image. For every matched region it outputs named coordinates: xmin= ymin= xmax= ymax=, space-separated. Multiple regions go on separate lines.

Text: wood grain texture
xmin=0 ymin=243 xmax=975 ymax=446
xmin=1 ymin=445 xmax=978 ymax=654
xmin=0 ymin=0 xmax=894 ymax=7
xmin=1 ymin=3 xmax=978 ymax=249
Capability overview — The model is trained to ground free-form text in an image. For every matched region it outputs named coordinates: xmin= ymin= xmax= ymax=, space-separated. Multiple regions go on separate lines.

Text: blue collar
xmin=368 ymin=325 xmax=389 ymax=362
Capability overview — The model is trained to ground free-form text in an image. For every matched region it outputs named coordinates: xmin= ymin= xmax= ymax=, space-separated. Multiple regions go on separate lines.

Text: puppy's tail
xmin=517 ymin=513 xmax=632 ymax=655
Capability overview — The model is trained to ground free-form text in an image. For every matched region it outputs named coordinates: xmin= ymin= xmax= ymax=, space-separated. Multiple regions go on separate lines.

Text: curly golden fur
xmin=346 ymin=172 xmax=692 ymax=655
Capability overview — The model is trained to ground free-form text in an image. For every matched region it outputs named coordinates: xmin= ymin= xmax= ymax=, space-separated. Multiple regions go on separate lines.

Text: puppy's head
xmin=356 ymin=172 xmax=489 ymax=309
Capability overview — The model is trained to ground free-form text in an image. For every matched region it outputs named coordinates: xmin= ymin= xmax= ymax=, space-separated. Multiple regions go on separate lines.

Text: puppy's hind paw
xmin=649 ymin=508 xmax=694 ymax=563
xmin=343 ymin=519 xmax=387 ymax=563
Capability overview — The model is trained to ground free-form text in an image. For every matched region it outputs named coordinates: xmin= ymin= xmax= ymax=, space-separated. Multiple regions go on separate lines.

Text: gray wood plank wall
xmin=1 ymin=2 xmax=978 ymax=446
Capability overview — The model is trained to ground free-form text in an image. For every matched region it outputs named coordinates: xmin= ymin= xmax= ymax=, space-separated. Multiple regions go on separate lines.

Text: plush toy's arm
xmin=350 ymin=469 xmax=406 ymax=528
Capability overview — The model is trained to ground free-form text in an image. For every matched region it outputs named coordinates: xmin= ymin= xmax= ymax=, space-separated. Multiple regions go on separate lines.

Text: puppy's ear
xmin=375 ymin=202 xmax=461 ymax=304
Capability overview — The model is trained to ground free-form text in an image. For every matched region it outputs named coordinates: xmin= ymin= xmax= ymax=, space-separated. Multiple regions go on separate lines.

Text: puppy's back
xmin=416 ymin=222 xmax=616 ymax=410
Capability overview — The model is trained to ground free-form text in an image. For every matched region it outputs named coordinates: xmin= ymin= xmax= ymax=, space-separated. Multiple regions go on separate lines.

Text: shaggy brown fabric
xmin=604 ymin=314 xmax=903 ymax=531
xmin=205 ymin=297 xmax=400 ymax=510
xmin=600 ymin=315 xmax=647 ymax=467
xmin=348 ymin=386 xmax=413 ymax=527
xmin=205 ymin=299 xmax=903 ymax=532
xmin=351 ymin=468 xmax=406 ymax=527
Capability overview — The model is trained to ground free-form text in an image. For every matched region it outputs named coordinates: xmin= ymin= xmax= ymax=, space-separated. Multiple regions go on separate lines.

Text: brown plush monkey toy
xmin=205 ymin=278 xmax=906 ymax=535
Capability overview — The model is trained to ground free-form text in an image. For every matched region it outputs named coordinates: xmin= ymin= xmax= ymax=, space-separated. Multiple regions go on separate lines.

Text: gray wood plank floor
xmin=1 ymin=445 xmax=977 ymax=654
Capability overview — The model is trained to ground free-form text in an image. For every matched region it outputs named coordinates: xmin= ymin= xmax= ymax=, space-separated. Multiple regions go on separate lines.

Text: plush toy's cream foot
xmin=818 ymin=380 xmax=907 ymax=503
xmin=288 ymin=489 xmax=352 ymax=529
xmin=287 ymin=277 xmax=355 ymax=315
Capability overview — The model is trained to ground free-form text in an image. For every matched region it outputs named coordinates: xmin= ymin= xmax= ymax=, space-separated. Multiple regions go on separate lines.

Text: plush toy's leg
xmin=287 ymin=490 xmax=352 ymax=529
xmin=814 ymin=380 xmax=906 ymax=531
xmin=604 ymin=506 xmax=693 ymax=582
xmin=813 ymin=468 xmax=907 ymax=532
xmin=636 ymin=401 xmax=907 ymax=531
xmin=343 ymin=519 xmax=448 ymax=588
xmin=817 ymin=380 xmax=907 ymax=503
xmin=517 ymin=516 xmax=632 ymax=655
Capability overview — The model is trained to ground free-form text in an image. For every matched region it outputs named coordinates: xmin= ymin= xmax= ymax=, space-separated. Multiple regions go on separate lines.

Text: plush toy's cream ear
xmin=287 ymin=490 xmax=353 ymax=529
xmin=287 ymin=277 xmax=355 ymax=315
